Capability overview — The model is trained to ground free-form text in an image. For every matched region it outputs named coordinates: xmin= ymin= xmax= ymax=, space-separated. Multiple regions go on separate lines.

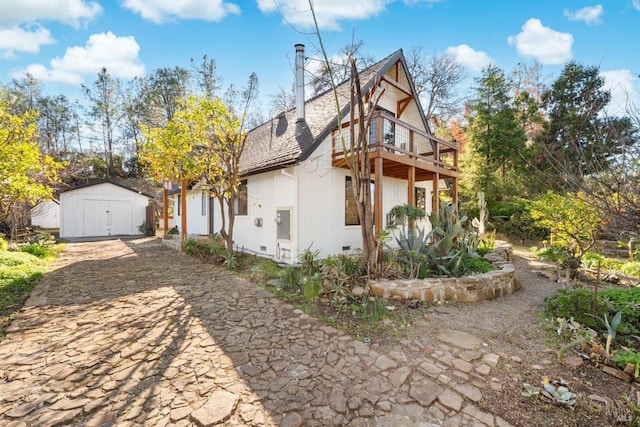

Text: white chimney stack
xmin=294 ymin=44 xmax=305 ymax=123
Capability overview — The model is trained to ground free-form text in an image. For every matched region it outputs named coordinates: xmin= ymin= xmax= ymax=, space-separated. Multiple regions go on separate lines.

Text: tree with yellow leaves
xmin=0 ymin=92 xmax=62 ymax=230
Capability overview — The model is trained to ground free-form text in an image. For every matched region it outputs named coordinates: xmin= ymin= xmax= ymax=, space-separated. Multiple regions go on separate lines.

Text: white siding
xmin=60 ymin=183 xmax=149 ymax=238
xmin=224 ymin=137 xmax=436 ymax=263
xmin=295 ymin=137 xmax=434 ymax=258
xmin=30 ymin=201 xmax=60 ymax=229
xmin=172 ymin=190 xmax=210 ymax=236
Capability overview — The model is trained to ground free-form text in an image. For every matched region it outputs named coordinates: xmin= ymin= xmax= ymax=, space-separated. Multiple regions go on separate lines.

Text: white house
xmin=174 ymin=45 xmax=459 ymax=263
xmin=60 ymin=181 xmax=154 ymax=239
xmin=170 ymin=180 xmax=214 ymax=236
xmin=30 ymin=200 xmax=60 ymax=229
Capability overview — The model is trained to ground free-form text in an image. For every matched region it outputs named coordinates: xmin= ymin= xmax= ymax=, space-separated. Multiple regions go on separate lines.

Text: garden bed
xmin=368 ymin=243 xmax=520 ymax=302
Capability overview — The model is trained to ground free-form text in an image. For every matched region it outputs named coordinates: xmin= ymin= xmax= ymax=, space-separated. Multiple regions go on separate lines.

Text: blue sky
xmin=0 ymin=0 xmax=638 ymax=116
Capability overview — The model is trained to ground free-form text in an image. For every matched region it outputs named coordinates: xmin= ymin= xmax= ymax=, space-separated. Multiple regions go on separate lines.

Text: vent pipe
xmin=294 ymin=44 xmax=305 ymax=123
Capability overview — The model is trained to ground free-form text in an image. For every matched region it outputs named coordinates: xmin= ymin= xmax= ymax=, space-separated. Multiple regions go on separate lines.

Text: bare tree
xmin=309 ymin=39 xmax=375 ymax=96
xmin=269 ymin=83 xmax=296 ymax=115
xmin=190 ymin=55 xmax=222 ymax=99
xmin=406 ymin=48 xmax=466 ymax=128
xmin=82 ymin=67 xmax=124 ymax=179
xmin=307 ymin=3 xmax=383 ymax=276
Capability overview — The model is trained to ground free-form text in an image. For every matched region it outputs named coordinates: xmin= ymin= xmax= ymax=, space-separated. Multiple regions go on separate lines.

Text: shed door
xmin=83 ymin=200 xmax=132 ymax=237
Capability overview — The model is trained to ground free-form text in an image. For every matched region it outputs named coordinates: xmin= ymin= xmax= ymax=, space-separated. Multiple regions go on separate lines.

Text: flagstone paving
xmin=0 ymin=238 xmax=513 ymax=426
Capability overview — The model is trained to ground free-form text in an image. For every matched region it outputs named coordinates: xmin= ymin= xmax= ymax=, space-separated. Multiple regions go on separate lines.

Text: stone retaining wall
xmin=369 ymin=243 xmax=520 ymax=303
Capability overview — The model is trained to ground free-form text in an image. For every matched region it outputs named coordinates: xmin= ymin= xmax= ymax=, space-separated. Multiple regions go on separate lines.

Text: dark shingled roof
xmin=240 ymin=49 xmax=413 ymax=176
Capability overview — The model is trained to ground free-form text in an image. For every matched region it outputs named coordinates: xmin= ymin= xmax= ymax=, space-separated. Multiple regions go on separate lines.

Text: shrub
xmin=27 ymin=231 xmax=55 ymax=247
xmin=183 ymin=238 xmax=210 ymax=258
xmin=321 ymin=253 xmax=363 ymax=290
xmin=612 ymin=348 xmax=640 ymax=375
xmin=465 ymin=256 xmax=495 ymax=274
xmin=529 ymin=191 xmax=603 ymax=259
xmin=489 ymin=200 xmax=547 ymax=242
xmin=280 ymin=266 xmax=300 ymax=291
xmin=0 ymin=236 xmax=8 ymax=251
xmin=299 ymin=246 xmax=321 ymax=276
xmin=302 ymin=277 xmax=321 ymax=302
xmin=20 ymin=244 xmax=52 ymax=258
xmin=544 ymin=288 xmax=640 ymax=338
xmin=622 ymin=262 xmax=640 ymax=278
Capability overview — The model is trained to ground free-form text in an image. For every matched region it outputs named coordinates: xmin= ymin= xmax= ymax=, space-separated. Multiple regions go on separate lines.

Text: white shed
xmin=30 ymin=200 xmax=60 ymax=229
xmin=60 ymin=181 xmax=153 ymax=239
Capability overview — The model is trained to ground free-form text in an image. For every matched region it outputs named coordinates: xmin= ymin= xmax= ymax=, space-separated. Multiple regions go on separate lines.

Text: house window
xmin=345 ymin=176 xmax=374 ymax=226
xmin=235 ymin=180 xmax=248 ymax=216
xmin=177 ymin=195 xmax=181 ymax=215
xmin=415 ymin=187 xmax=426 ymax=211
xmin=201 ymin=190 xmax=207 ymax=216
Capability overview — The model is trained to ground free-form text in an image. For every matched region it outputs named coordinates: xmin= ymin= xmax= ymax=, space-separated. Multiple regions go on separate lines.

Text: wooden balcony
xmin=331 ymin=110 xmax=459 ymax=229
xmin=331 ymin=110 xmax=458 ymax=182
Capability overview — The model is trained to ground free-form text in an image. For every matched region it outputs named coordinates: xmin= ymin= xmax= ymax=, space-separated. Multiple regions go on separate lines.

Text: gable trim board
xmin=59 ymin=182 xmax=152 ymax=239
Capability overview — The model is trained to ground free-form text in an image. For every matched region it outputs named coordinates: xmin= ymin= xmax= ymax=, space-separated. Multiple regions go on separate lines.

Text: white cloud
xmin=601 ymin=69 xmax=639 ymax=116
xmin=257 ymin=0 xmax=389 ymax=30
xmin=445 ymin=44 xmax=492 ymax=72
xmin=12 ymin=32 xmax=145 ymax=85
xmin=0 ymin=0 xmax=102 ymax=28
xmin=508 ymin=18 xmax=573 ymax=65
xmin=563 ymin=5 xmax=603 ymax=25
xmin=122 ymin=0 xmax=240 ymax=24
xmin=0 ymin=25 xmax=55 ymax=59
xmin=402 ymin=0 xmax=441 ymax=4
xmin=633 ymin=0 xmax=640 ymax=12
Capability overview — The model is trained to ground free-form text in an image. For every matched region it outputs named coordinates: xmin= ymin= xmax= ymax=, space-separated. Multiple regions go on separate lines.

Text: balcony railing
xmin=331 ymin=110 xmax=458 ymax=174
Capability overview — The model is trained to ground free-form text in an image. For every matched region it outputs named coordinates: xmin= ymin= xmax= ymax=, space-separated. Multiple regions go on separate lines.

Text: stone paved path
xmin=0 ymin=238 xmax=513 ymax=426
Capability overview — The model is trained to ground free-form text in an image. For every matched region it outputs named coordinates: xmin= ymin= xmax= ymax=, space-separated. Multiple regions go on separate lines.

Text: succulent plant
xmin=521 ymin=379 xmax=576 ymax=407
xmin=540 ymin=381 xmax=576 ymax=407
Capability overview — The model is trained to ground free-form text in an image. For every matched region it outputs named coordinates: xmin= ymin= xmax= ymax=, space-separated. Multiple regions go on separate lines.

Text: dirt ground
xmin=375 ymin=250 xmax=640 ymax=426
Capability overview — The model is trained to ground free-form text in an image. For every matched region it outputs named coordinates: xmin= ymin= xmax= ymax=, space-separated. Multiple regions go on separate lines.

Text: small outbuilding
xmin=30 ymin=200 xmax=60 ymax=229
xmin=60 ymin=181 xmax=153 ymax=239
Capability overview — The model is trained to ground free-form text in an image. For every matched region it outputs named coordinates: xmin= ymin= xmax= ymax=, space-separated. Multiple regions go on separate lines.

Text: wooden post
xmin=432 ymin=172 xmax=439 ymax=214
xmin=374 ymin=157 xmax=383 ymax=235
xmin=163 ymin=183 xmax=169 ymax=237
xmin=408 ymin=166 xmax=415 ymax=206
xmin=180 ymin=178 xmax=187 ymax=249
xmin=451 ymin=177 xmax=458 ymax=209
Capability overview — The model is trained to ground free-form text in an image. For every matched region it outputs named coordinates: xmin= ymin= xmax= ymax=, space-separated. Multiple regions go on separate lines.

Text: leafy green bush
xmin=582 ymin=252 xmax=604 ymax=269
xmin=1 ymin=251 xmax=50 ymax=338
xmin=299 ymin=246 xmax=321 ymax=276
xmin=612 ymin=348 xmax=640 ymax=375
xmin=19 ymin=244 xmax=52 ymax=258
xmin=0 ymin=236 xmax=8 ymax=251
xmin=465 ymin=256 xmax=495 ymax=274
xmin=321 ymin=253 xmax=363 ymax=291
xmin=27 ymin=231 xmax=55 ymax=247
xmin=489 ymin=200 xmax=547 ymax=242
xmin=302 ymin=277 xmax=321 ymax=302
xmin=622 ymin=262 xmax=640 ymax=277
xmin=280 ymin=266 xmax=300 ymax=291
xmin=544 ymin=288 xmax=640 ymax=338
xmin=184 ymin=238 xmax=210 ymax=258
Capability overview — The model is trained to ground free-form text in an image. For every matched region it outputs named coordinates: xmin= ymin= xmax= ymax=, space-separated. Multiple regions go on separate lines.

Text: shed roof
xmin=61 ymin=180 xmax=156 ymax=199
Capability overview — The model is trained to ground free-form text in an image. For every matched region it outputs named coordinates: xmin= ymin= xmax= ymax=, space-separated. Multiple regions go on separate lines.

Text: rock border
xmin=369 ymin=243 xmax=520 ymax=303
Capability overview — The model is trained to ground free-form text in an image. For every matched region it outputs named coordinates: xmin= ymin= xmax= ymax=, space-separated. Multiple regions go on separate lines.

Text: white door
xmin=83 ymin=200 xmax=132 ymax=237
xmin=108 ymin=200 xmax=132 ymax=236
